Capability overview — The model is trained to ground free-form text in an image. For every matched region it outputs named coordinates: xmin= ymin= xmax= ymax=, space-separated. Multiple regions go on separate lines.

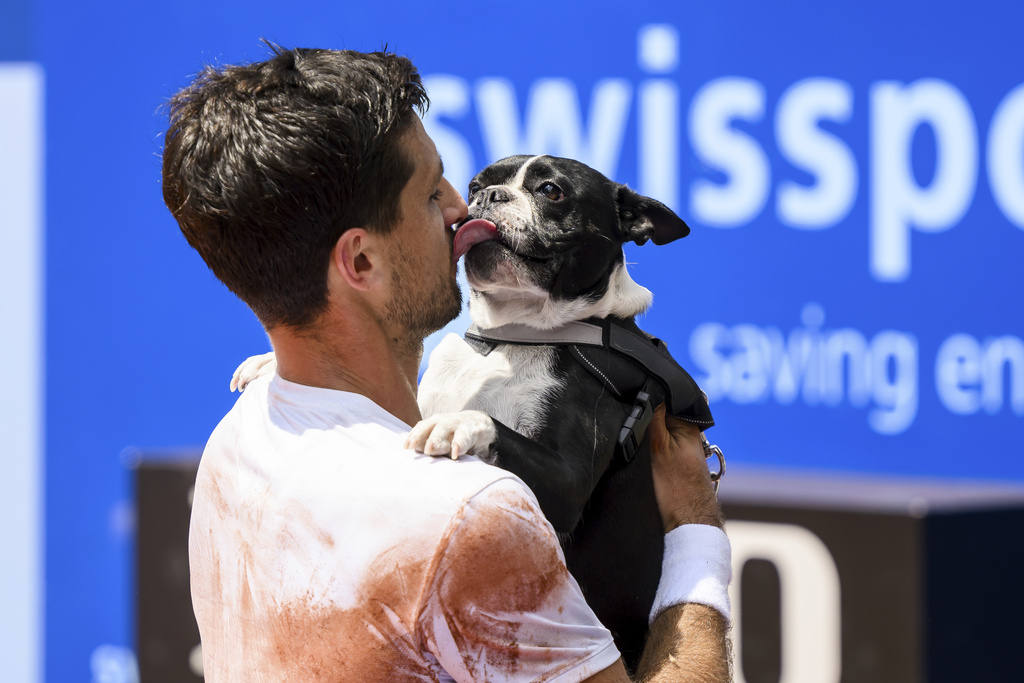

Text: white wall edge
xmin=0 ymin=61 xmax=45 ymax=683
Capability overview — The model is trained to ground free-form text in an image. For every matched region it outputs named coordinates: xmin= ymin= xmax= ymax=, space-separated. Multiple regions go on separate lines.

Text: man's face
xmin=382 ymin=117 xmax=468 ymax=338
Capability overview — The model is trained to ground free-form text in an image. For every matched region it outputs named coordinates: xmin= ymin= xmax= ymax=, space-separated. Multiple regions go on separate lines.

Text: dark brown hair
xmin=162 ymin=44 xmax=428 ymax=329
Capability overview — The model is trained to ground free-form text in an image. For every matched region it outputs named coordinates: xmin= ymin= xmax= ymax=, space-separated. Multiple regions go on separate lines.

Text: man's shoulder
xmin=197 ymin=372 xmax=538 ymax=529
xmin=390 ymin=454 xmax=539 ymax=521
xmin=205 ymin=372 xmax=273 ymax=437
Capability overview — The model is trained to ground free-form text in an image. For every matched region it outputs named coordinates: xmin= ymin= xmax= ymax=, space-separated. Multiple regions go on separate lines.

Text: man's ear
xmin=332 ymin=228 xmax=382 ymax=292
xmin=616 ymin=185 xmax=691 ymax=246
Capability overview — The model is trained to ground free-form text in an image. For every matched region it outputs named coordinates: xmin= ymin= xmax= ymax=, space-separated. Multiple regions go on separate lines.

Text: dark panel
xmin=136 ymin=460 xmax=203 ymax=682
xmin=925 ymin=508 xmax=1024 ymax=683
xmin=739 ymin=559 xmax=781 ymax=683
xmin=724 ymin=503 xmax=924 ymax=683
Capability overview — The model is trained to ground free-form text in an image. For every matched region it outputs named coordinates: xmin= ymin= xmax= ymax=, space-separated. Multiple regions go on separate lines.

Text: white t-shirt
xmin=189 ymin=373 xmax=620 ymax=682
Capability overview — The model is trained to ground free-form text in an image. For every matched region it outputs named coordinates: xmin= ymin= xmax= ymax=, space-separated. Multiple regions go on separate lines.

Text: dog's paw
xmin=230 ymin=352 xmax=277 ymax=392
xmin=404 ymin=411 xmax=497 ymax=461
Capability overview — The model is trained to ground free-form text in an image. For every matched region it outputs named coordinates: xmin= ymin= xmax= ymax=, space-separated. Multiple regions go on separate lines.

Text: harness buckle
xmin=701 ymin=433 xmax=726 ymax=494
xmin=618 ymin=386 xmax=653 ymax=463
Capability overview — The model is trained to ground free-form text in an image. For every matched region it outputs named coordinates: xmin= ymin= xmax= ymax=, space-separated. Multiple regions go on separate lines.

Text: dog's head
xmin=452 ymin=154 xmax=690 ymax=328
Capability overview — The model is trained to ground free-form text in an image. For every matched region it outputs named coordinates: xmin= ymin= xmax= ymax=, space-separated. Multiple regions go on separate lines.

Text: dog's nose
xmin=486 ymin=187 xmax=511 ymax=204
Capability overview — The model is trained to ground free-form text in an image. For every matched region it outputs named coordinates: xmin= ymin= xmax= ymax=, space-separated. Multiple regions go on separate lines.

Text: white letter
xmin=798 ymin=303 xmax=826 ymax=406
xmin=90 ymin=645 xmax=139 ymax=683
xmin=689 ymin=77 xmax=770 ymax=227
xmin=870 ymin=79 xmax=978 ymax=281
xmin=637 ymin=24 xmax=679 ymax=74
xmin=638 ymin=24 xmax=680 ymax=209
xmin=776 ymin=78 xmax=857 ymax=229
xmin=988 ymin=83 xmax=1024 ymax=229
xmin=728 ymin=521 xmax=842 ymax=683
xmin=474 ymin=77 xmax=631 ymax=178
xmin=983 ymin=336 xmax=1024 ymax=415
xmin=823 ymin=329 xmax=871 ymax=408
xmin=868 ymin=331 xmax=918 ymax=434
xmin=639 ymin=81 xmax=679 ymax=210
xmin=475 ymin=78 xmax=520 ymax=161
xmin=689 ymin=322 xmax=730 ymax=401
xmin=935 ymin=333 xmax=982 ymax=415
xmin=764 ymin=327 xmax=802 ymax=405
xmin=421 ymin=75 xmax=475 ymax=199
xmin=728 ymin=324 xmax=771 ymax=404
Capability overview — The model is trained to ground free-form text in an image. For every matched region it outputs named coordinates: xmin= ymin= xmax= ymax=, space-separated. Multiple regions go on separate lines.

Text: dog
xmin=407 ymin=154 xmax=718 ymax=668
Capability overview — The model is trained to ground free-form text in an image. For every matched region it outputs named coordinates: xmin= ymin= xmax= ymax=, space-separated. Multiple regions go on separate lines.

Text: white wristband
xmin=649 ymin=524 xmax=733 ymax=625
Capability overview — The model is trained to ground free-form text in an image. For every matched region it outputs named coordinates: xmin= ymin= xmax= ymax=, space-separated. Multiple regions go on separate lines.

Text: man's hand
xmin=578 ymin=405 xmax=731 ymax=683
xmin=646 ymin=405 xmax=723 ymax=531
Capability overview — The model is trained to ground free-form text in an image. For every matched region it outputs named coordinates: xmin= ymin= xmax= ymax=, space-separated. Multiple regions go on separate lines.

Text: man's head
xmin=364 ymin=115 xmax=467 ymax=342
xmin=162 ymin=45 xmax=428 ymax=330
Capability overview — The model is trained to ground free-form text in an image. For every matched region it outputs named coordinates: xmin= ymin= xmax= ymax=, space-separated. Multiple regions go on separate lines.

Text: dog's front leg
xmin=484 ymin=419 xmax=616 ymax=534
xmin=230 ymin=352 xmax=277 ymax=392
xmin=404 ymin=410 xmax=498 ymax=461
xmin=406 ymin=410 xmax=606 ymax=533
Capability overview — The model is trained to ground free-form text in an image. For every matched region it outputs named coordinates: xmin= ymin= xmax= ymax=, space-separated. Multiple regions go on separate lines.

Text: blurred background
xmin=2 ymin=0 xmax=1022 ymax=681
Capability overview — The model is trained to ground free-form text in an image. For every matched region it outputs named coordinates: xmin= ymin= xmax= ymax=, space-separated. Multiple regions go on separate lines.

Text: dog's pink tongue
xmin=453 ymin=219 xmax=499 ymax=261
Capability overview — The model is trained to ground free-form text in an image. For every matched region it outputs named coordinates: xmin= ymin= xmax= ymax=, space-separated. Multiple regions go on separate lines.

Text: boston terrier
xmin=408 ymin=154 xmax=720 ymax=669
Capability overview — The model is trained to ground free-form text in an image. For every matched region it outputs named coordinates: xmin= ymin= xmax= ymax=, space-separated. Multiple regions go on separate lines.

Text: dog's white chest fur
xmin=418 ymin=334 xmax=560 ymax=439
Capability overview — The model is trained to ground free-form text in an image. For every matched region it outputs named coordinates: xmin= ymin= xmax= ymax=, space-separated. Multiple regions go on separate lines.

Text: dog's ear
xmin=616 ymin=185 xmax=691 ymax=246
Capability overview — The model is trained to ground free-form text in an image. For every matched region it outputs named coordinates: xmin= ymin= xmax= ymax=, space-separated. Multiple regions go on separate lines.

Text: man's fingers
xmin=647 ymin=404 xmax=669 ymax=455
xmin=649 ymin=403 xmax=723 ymax=531
xmin=648 ymin=404 xmax=701 ymax=464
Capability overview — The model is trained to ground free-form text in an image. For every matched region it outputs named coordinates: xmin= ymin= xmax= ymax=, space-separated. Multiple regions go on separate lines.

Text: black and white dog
xmin=408 ymin=154 xmax=718 ymax=668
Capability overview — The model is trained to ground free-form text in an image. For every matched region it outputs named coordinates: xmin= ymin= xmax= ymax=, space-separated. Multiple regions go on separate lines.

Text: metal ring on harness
xmin=701 ymin=433 xmax=726 ymax=494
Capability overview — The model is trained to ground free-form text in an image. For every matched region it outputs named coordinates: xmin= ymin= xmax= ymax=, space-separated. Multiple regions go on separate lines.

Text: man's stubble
xmin=384 ymin=246 xmax=463 ymax=344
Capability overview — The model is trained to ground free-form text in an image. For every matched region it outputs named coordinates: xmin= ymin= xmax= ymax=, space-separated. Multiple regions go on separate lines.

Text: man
xmin=163 ymin=44 xmax=732 ymax=682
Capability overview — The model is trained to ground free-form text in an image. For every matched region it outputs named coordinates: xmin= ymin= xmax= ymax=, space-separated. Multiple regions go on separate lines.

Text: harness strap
xmin=467 ymin=321 xmax=603 ymax=346
xmin=465 ymin=317 xmax=716 ymax=462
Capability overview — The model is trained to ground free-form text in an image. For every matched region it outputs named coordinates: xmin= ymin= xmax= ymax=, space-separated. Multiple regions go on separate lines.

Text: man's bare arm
xmin=633 ymin=603 xmax=730 ymax=682
xmin=582 ymin=405 xmax=732 ymax=683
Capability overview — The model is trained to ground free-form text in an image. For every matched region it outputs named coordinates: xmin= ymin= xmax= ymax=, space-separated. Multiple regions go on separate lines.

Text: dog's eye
xmin=468 ymin=182 xmax=481 ymax=197
xmin=538 ymin=182 xmax=564 ymax=201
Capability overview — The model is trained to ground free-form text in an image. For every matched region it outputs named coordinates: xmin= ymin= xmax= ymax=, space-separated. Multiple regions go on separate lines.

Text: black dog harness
xmin=464 ymin=317 xmax=725 ymax=487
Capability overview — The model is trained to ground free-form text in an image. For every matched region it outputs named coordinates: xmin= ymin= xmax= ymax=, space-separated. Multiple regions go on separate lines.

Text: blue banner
xmin=30 ymin=0 xmax=1024 ymax=680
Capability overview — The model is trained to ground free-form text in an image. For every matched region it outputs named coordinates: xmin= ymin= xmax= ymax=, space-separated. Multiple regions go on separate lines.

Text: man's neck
xmin=268 ymin=317 xmax=424 ymax=427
